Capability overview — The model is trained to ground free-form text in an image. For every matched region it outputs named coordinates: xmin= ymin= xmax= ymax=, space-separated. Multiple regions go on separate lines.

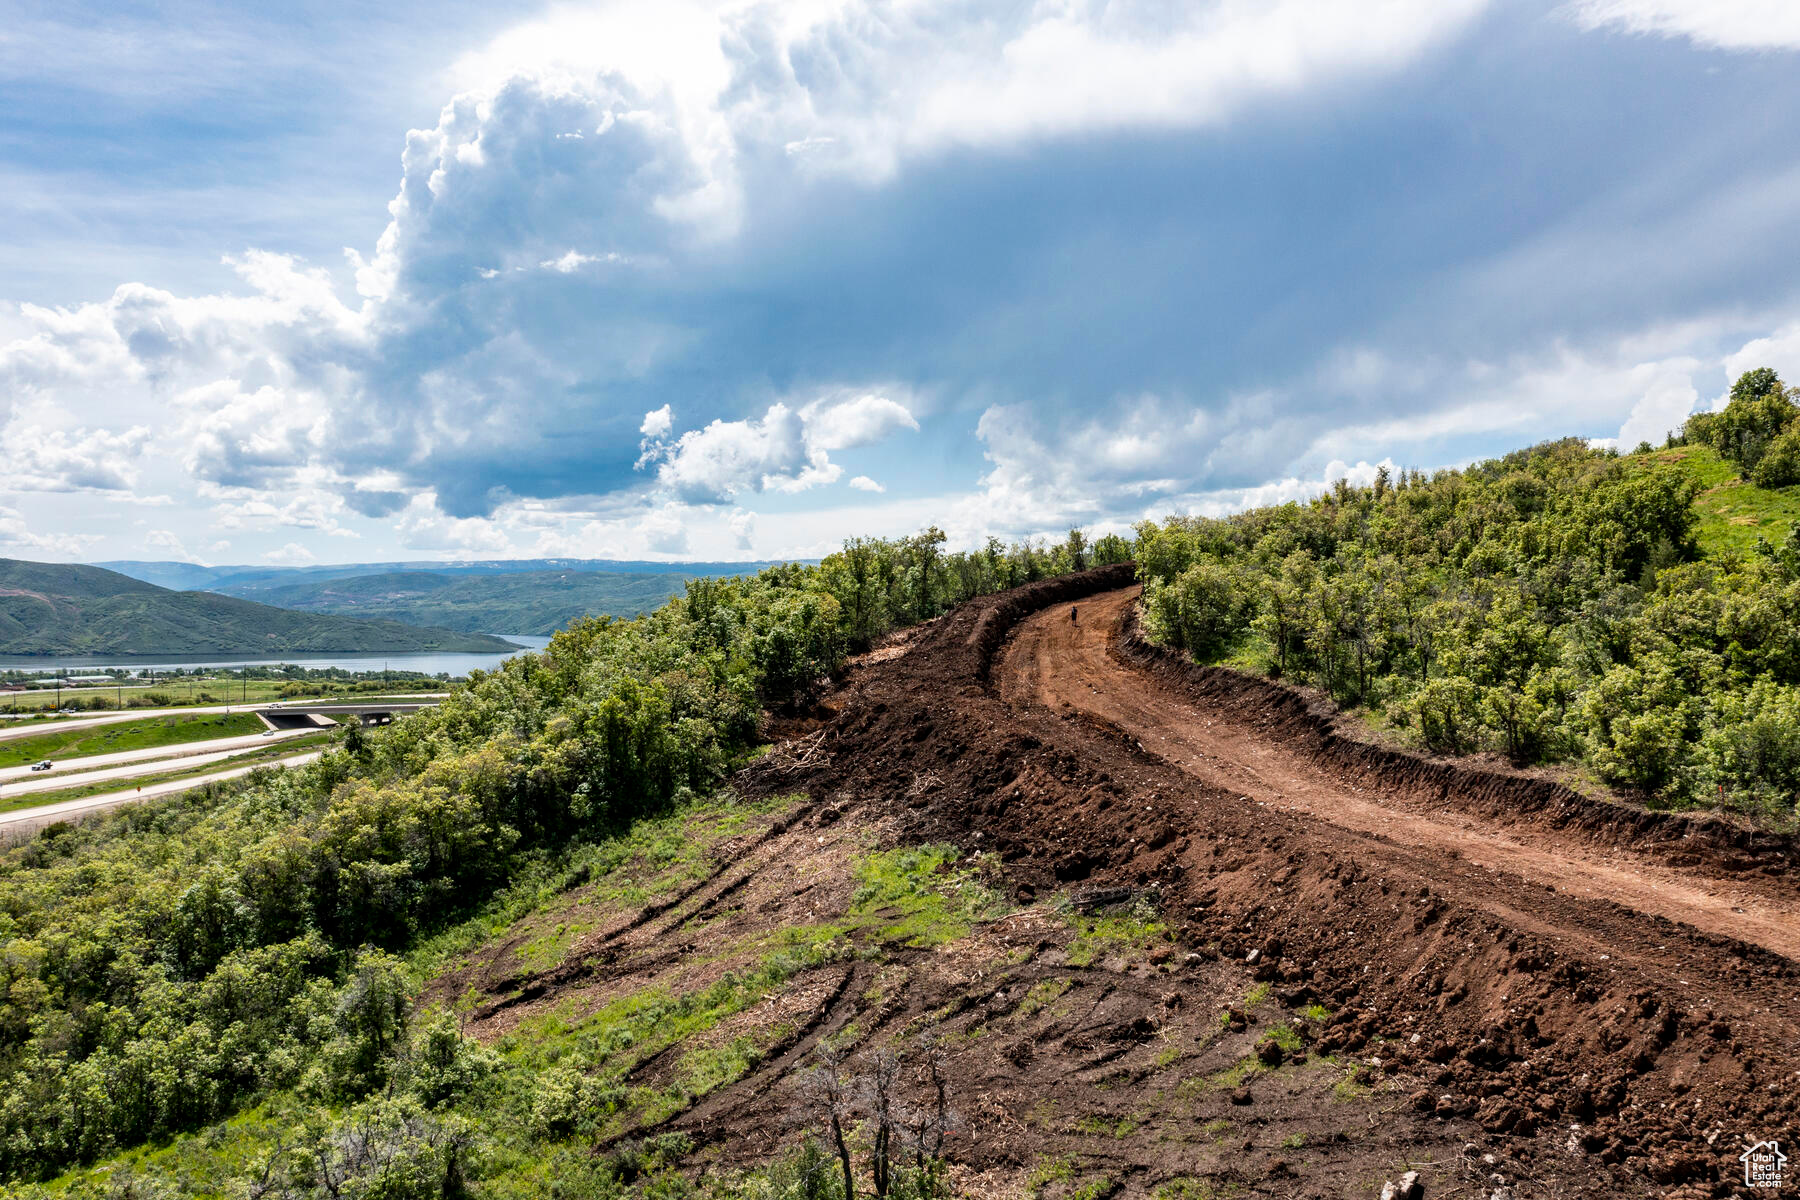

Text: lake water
xmin=0 ymin=635 xmax=555 ymax=678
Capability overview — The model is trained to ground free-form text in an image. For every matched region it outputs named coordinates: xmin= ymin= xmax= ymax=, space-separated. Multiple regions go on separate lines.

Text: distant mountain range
xmin=0 ymin=559 xmax=522 ymax=656
xmin=213 ymin=570 xmax=701 ymax=636
xmin=97 ymin=557 xmax=787 ymax=593
xmin=93 ymin=556 xmax=793 ymax=637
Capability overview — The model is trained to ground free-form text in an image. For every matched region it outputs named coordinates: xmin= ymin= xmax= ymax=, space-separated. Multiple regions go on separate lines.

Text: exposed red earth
xmin=457 ymin=566 xmax=1799 ymax=1198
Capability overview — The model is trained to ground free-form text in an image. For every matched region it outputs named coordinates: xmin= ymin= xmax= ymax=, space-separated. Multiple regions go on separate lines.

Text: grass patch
xmin=410 ymin=792 xmax=803 ymax=981
xmin=673 ymin=1036 xmax=763 ymax=1101
xmin=1155 ymin=1179 xmax=1233 ymax=1200
xmin=849 ymin=843 xmax=1008 ymax=947
xmin=1635 ymin=444 xmax=1800 ymax=558
xmin=1208 ymin=1056 xmax=1264 ymax=1090
xmin=1014 ymin=976 xmax=1074 ymax=1020
xmin=1061 ymin=896 xmax=1167 ymax=967
xmin=1071 ymin=1114 xmax=1139 ymax=1138
xmin=501 ymin=937 xmax=848 ymax=1139
xmin=425 ymin=822 xmax=1009 ymax=1147
xmin=1026 ymin=1155 xmax=1077 ymax=1196
xmin=0 ymin=679 xmax=451 ymax=714
xmin=1331 ymin=1062 xmax=1372 ymax=1103
xmin=1262 ymin=1022 xmax=1304 ymax=1055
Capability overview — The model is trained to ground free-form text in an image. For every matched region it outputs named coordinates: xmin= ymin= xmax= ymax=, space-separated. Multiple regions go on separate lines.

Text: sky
xmin=5 ymin=0 xmax=1800 ymax=566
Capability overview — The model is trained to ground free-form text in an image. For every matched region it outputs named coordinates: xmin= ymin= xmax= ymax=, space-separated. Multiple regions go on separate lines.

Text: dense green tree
xmin=0 ymin=524 xmax=1104 ymax=1183
xmin=1130 ymin=407 xmax=1800 ymax=815
xmin=1682 ymin=367 xmax=1799 ymax=475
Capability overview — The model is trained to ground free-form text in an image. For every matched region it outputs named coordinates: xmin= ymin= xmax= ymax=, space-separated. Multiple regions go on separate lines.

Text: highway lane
xmin=0 ymin=693 xmax=449 ymax=743
xmin=0 ymin=728 xmax=325 ymax=793
xmin=0 ymin=751 xmax=324 ymax=839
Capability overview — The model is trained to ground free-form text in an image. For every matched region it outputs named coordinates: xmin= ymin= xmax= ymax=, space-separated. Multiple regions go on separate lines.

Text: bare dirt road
xmin=442 ymin=568 xmax=1800 ymax=1196
xmin=1002 ymin=586 xmax=1800 ymax=963
xmin=762 ymin=566 xmax=1800 ymax=1196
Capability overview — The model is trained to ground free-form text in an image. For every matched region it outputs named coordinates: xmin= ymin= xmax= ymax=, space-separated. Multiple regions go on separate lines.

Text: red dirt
xmin=1013 ymin=587 xmax=1800 ymax=963
xmin=760 ymin=567 xmax=1800 ymax=1196
xmin=468 ymin=566 xmax=1800 ymax=1197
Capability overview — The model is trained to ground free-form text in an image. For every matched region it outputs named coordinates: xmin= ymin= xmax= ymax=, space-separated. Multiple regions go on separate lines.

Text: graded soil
xmin=459 ymin=566 xmax=1800 ymax=1198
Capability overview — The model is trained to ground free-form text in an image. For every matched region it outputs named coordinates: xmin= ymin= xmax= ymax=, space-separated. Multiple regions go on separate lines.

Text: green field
xmin=0 ymin=735 xmax=331 ymax=813
xmin=1632 ymin=443 xmax=1800 ymax=557
xmin=0 ymin=712 xmax=269 ymax=768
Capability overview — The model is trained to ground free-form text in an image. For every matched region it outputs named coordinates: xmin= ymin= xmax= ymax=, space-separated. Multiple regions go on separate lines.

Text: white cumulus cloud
xmin=1 ymin=424 xmax=152 ymax=493
xmin=643 ymin=388 xmax=919 ymax=503
xmin=1567 ymin=0 xmax=1800 ymax=51
xmin=262 ymin=541 xmax=317 ymax=565
xmin=0 ymin=505 xmax=100 ymax=558
xmin=800 ymin=390 xmax=920 ymax=451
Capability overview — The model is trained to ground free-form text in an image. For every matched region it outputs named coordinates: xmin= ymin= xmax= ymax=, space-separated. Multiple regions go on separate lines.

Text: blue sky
xmin=5 ymin=0 xmax=1800 ymax=565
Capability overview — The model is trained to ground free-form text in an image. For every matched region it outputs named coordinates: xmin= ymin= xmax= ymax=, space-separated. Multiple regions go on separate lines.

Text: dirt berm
xmin=743 ymin=565 xmax=1799 ymax=1197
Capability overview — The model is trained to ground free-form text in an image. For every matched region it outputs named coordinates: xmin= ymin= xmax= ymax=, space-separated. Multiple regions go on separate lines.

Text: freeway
xmin=0 ymin=751 xmax=324 ymax=839
xmin=0 ymin=693 xmax=449 ymax=743
xmin=0 ymin=727 xmax=324 ymax=794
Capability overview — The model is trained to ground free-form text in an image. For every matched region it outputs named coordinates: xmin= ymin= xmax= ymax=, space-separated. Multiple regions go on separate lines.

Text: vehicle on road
xmin=31 ymin=761 xmax=53 ymax=771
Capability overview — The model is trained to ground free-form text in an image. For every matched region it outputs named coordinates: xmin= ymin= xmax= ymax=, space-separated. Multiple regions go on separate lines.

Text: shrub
xmin=1683 ymin=367 xmax=1798 ymax=475
xmin=1410 ymin=676 xmax=1482 ymax=755
xmin=1698 ymin=681 xmax=1800 ymax=816
xmin=1145 ymin=559 xmax=1252 ymax=660
xmin=1752 ymin=427 xmax=1800 ymax=489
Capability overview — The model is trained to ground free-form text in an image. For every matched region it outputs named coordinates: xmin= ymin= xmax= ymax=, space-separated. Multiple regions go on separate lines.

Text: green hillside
xmin=231 ymin=569 xmax=696 ymax=634
xmin=1637 ymin=443 xmax=1800 ymax=557
xmin=1136 ymin=367 xmax=1800 ymax=822
xmin=0 ymin=560 xmax=522 ymax=655
xmin=0 ymin=527 xmax=1106 ymax=1190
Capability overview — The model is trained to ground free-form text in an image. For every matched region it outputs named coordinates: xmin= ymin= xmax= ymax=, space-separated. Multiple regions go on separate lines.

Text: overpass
xmin=264 ymin=701 xmax=440 ymax=729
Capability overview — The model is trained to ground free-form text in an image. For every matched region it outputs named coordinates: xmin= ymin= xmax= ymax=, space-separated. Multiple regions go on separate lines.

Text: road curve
xmin=999 ymin=586 xmax=1800 ymax=963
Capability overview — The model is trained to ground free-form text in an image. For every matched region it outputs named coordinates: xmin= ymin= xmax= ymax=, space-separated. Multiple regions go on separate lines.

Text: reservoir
xmin=0 ymin=635 xmax=554 ymax=678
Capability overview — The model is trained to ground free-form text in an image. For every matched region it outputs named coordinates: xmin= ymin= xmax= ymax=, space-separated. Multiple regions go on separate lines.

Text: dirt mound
xmin=732 ymin=568 xmax=1799 ymax=1197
